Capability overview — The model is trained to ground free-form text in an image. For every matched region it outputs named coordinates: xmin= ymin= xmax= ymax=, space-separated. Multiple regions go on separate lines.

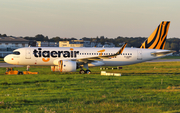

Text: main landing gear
xmin=79 ymin=63 xmax=91 ymax=74
xmin=79 ymin=69 xmax=91 ymax=74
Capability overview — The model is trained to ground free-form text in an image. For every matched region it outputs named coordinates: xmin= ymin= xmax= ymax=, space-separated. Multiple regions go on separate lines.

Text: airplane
xmin=4 ymin=21 xmax=175 ymax=74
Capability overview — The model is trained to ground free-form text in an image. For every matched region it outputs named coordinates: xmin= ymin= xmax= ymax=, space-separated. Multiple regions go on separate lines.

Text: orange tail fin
xmin=140 ymin=21 xmax=170 ymax=49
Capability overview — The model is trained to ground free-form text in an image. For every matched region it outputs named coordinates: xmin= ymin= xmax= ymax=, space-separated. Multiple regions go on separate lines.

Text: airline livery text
xmin=33 ymin=48 xmax=79 ymax=58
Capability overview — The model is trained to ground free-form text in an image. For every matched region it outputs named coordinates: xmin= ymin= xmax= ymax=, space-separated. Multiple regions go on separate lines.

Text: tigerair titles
xmin=33 ymin=48 xmax=79 ymax=58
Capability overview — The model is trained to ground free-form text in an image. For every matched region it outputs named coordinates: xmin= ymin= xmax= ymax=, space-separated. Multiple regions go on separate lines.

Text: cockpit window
xmin=13 ymin=51 xmax=20 ymax=55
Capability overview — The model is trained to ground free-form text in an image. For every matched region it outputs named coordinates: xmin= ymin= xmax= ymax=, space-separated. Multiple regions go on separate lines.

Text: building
xmin=59 ymin=40 xmax=83 ymax=47
xmin=83 ymin=41 xmax=91 ymax=47
xmin=36 ymin=41 xmax=59 ymax=47
xmin=103 ymin=42 xmax=115 ymax=47
xmin=36 ymin=40 xmax=115 ymax=48
xmin=29 ymin=40 xmax=37 ymax=47
xmin=83 ymin=41 xmax=115 ymax=47
xmin=0 ymin=37 xmax=29 ymax=57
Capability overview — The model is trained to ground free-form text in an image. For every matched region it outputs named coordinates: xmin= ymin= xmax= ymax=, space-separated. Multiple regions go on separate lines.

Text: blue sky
xmin=0 ymin=0 xmax=179 ymax=38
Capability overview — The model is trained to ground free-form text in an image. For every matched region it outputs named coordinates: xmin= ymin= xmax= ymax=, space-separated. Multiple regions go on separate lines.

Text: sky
xmin=0 ymin=0 xmax=180 ymax=39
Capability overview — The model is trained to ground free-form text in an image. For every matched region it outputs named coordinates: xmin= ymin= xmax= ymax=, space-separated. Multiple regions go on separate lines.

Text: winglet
xmin=98 ymin=42 xmax=127 ymax=59
xmin=140 ymin=21 xmax=170 ymax=49
xmin=115 ymin=43 xmax=127 ymax=56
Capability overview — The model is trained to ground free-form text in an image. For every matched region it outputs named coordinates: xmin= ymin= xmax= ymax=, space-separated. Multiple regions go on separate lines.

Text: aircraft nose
xmin=4 ymin=55 xmax=8 ymax=63
xmin=4 ymin=55 xmax=11 ymax=63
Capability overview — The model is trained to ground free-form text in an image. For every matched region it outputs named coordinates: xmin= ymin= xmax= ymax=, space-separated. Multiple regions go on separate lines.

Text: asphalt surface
xmin=0 ymin=63 xmax=23 ymax=67
xmin=0 ymin=59 xmax=180 ymax=68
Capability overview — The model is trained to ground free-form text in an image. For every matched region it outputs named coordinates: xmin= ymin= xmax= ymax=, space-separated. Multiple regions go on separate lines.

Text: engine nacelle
xmin=51 ymin=60 xmax=77 ymax=72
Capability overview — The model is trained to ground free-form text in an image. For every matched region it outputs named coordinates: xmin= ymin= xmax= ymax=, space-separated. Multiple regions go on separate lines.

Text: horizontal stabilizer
xmin=151 ymin=50 xmax=175 ymax=57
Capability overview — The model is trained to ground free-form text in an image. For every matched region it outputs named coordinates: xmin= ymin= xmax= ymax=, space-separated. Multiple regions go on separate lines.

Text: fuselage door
xmin=137 ymin=50 xmax=142 ymax=60
xmin=25 ymin=49 xmax=31 ymax=59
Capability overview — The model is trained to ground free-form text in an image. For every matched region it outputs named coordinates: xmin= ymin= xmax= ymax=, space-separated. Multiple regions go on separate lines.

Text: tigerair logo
xmin=42 ymin=58 xmax=50 ymax=62
xmin=98 ymin=49 xmax=105 ymax=56
xmin=33 ymin=48 xmax=79 ymax=62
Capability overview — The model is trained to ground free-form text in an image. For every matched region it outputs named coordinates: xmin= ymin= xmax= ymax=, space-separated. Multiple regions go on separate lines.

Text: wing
xmin=76 ymin=43 xmax=127 ymax=63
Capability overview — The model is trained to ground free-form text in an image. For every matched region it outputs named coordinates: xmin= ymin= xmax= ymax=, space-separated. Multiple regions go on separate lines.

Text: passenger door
xmin=137 ymin=50 xmax=142 ymax=60
xmin=25 ymin=49 xmax=31 ymax=59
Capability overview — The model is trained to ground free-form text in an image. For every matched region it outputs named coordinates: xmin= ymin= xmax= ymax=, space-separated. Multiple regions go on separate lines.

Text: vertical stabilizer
xmin=140 ymin=21 xmax=170 ymax=49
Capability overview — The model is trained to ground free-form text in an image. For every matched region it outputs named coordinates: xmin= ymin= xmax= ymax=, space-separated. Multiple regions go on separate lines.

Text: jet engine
xmin=51 ymin=60 xmax=77 ymax=72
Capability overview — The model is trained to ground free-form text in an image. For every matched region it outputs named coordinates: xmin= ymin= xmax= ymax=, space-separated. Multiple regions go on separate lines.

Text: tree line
xmin=1 ymin=34 xmax=180 ymax=53
xmin=23 ymin=34 xmax=180 ymax=52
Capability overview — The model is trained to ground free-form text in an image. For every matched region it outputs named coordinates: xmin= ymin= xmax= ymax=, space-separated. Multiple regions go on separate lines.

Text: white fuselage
xmin=4 ymin=47 xmax=170 ymax=67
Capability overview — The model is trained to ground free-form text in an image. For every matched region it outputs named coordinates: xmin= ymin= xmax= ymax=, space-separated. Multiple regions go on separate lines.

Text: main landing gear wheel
xmin=79 ymin=69 xmax=85 ymax=74
xmin=85 ymin=70 xmax=91 ymax=74
xmin=79 ymin=69 xmax=91 ymax=74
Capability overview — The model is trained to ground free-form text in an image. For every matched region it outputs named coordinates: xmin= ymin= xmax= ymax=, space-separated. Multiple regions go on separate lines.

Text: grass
xmin=0 ymin=58 xmax=5 ymax=63
xmin=0 ymin=61 xmax=180 ymax=112
xmin=160 ymin=56 xmax=180 ymax=59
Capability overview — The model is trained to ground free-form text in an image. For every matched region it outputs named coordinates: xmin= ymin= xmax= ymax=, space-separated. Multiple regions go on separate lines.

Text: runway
xmin=0 ymin=59 xmax=180 ymax=67
xmin=0 ymin=63 xmax=23 ymax=67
